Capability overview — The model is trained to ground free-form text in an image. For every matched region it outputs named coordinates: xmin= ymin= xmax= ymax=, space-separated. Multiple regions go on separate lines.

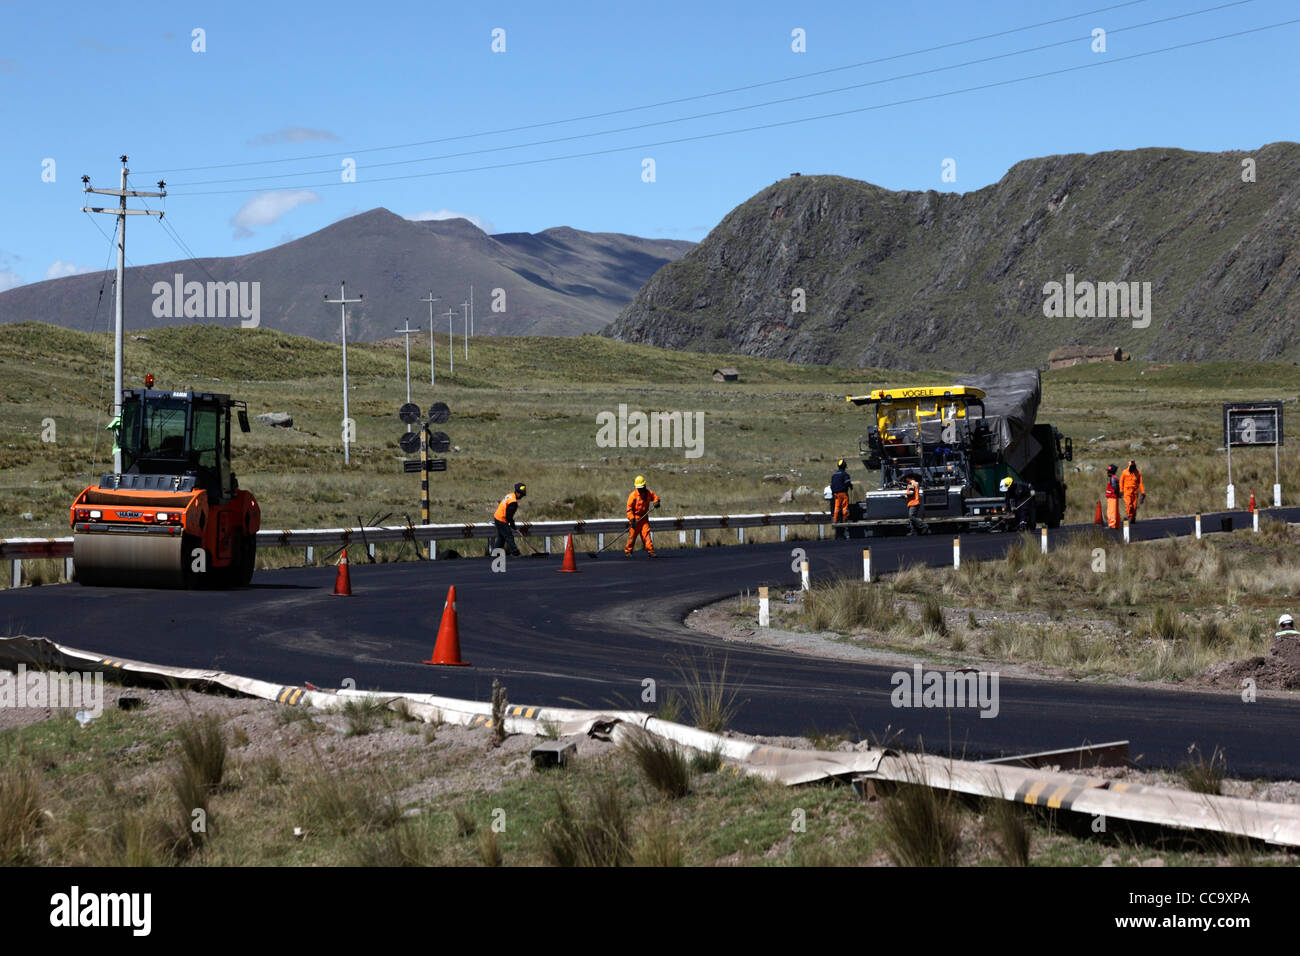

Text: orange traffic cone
xmin=424 ymin=586 xmax=470 ymax=666
xmin=1248 ymin=491 xmax=1256 ymax=512
xmin=332 ymin=548 xmax=352 ymax=596
xmin=557 ymin=533 xmax=579 ymax=573
xmin=1094 ymin=501 xmax=1103 ymax=525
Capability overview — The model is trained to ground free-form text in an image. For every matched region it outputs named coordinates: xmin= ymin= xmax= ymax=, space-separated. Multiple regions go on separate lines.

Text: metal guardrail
xmin=0 ymin=511 xmax=834 ymax=578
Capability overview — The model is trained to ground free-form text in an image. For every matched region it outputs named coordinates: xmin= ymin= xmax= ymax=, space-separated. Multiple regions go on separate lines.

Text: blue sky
xmin=1 ymin=0 xmax=1296 ymax=290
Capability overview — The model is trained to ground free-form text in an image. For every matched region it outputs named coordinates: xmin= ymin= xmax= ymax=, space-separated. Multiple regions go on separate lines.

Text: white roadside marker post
xmin=1195 ymin=514 xmax=1202 ymax=540
xmin=1253 ymin=510 xmax=1260 ymax=533
xmin=1040 ymin=527 xmax=1048 ymax=554
xmin=800 ymin=559 xmax=810 ymax=591
xmin=1123 ymin=519 xmax=1130 ymax=544
xmin=953 ymin=537 xmax=961 ymax=570
xmin=759 ymin=586 xmax=770 ymax=628
xmin=863 ymin=548 xmax=871 ymax=583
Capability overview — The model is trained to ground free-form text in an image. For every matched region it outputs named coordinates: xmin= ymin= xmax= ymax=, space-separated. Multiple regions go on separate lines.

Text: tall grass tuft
xmin=541 ymin=783 xmax=632 ymax=867
xmin=0 ymin=763 xmax=42 ymax=863
xmin=1181 ymin=744 xmax=1226 ymax=796
xmin=879 ymin=760 xmax=964 ymax=867
xmin=677 ymin=654 xmax=742 ymax=733
xmin=801 ymin=576 xmax=900 ymax=632
xmin=983 ymin=797 xmax=1031 ymax=866
xmin=623 ymin=728 xmax=691 ymax=799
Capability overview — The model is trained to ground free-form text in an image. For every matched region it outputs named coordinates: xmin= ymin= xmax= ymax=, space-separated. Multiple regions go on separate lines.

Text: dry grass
xmin=623 ymin=728 xmax=691 ymax=799
xmin=878 ymin=760 xmax=964 ymax=867
xmin=541 ymin=783 xmax=632 ymax=867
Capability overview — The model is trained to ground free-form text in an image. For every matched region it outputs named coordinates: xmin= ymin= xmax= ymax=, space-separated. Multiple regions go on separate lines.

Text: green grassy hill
xmin=2 ymin=322 xmax=1296 ymax=544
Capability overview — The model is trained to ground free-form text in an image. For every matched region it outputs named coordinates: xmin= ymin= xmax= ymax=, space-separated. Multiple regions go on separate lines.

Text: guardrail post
xmin=758 ymin=586 xmax=770 ymax=627
xmin=679 ymin=530 xmax=686 ymax=546
xmin=863 ymin=548 xmax=871 ymax=583
xmin=598 ymin=533 xmax=605 ymax=551
xmin=953 ymin=537 xmax=961 ymax=570
xmin=738 ymin=527 xmax=745 ymax=544
xmin=1040 ymin=527 xmax=1048 ymax=554
xmin=305 ymin=545 xmax=314 ymax=565
xmin=694 ymin=529 xmax=701 ymax=547
xmin=1195 ymin=514 xmax=1201 ymax=539
xmin=818 ymin=522 xmax=825 ymax=540
xmin=368 ymin=542 xmax=376 ymax=560
xmin=10 ymin=559 xmax=20 ymax=588
xmin=545 ymin=536 xmax=552 ymax=554
xmin=800 ymin=559 xmax=810 ymax=591
xmin=64 ymin=556 xmax=74 ymax=581
xmin=430 ymin=540 xmax=437 ymax=560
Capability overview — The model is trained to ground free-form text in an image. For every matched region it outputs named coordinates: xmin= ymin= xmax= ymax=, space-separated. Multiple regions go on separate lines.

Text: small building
xmin=1047 ymin=346 xmax=1129 ymax=370
xmin=713 ymin=368 xmax=739 ymax=382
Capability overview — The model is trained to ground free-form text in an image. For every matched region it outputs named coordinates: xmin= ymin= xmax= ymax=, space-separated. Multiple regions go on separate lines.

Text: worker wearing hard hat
xmin=1000 ymin=476 xmax=1036 ymax=531
xmin=491 ymin=482 xmax=526 ymax=556
xmin=1104 ymin=464 xmax=1122 ymax=529
xmin=830 ymin=458 xmax=853 ymax=538
xmin=625 ymin=475 xmax=661 ymax=557
xmin=1276 ymin=614 xmax=1299 ymax=641
xmin=1120 ymin=459 xmax=1146 ymax=523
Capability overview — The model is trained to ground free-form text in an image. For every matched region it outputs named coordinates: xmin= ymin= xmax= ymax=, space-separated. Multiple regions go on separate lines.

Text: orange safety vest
xmin=494 ymin=492 xmax=520 ymax=523
xmin=905 ymin=479 xmax=921 ymax=507
xmin=626 ymin=488 xmax=660 ymax=521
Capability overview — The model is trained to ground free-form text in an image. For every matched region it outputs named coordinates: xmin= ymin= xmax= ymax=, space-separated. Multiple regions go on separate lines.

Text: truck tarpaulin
xmin=956 ymin=370 xmax=1043 ymax=475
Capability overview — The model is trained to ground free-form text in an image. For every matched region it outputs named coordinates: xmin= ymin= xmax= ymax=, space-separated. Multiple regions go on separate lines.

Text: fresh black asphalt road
xmin=4 ymin=508 xmax=1299 ymax=778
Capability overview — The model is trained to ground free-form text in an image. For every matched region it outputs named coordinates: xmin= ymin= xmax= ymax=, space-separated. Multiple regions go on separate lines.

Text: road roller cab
xmin=71 ymin=386 xmax=261 ymax=587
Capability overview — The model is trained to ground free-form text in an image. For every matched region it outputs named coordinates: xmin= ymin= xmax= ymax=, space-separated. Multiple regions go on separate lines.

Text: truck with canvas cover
xmin=844 ymin=370 xmax=1071 ymax=534
xmin=70 ymin=384 xmax=260 ymax=587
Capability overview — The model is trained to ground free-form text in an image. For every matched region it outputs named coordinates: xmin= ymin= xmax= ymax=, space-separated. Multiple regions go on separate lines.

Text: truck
xmin=70 ymin=379 xmax=261 ymax=587
xmin=841 ymin=370 xmax=1072 ymax=535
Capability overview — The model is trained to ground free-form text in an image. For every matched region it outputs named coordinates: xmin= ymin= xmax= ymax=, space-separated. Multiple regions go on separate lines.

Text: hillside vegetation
xmin=2 ymin=323 xmax=1297 ymax=550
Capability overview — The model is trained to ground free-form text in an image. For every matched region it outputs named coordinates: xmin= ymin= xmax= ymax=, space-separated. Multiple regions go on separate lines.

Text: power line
xmin=168 ymin=16 xmax=1300 ymax=198
xmin=139 ymin=0 xmax=1158 ymax=175
xmin=167 ymin=0 xmax=1258 ymax=190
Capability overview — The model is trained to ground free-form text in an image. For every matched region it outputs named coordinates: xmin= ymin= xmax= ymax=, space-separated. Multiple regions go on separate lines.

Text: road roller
xmin=71 ymin=383 xmax=260 ymax=587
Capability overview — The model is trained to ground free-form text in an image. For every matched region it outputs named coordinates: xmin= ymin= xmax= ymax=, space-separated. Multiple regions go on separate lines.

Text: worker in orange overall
xmin=1120 ymin=459 xmax=1146 ymax=523
xmin=830 ymin=458 xmax=853 ymax=538
xmin=625 ymin=475 xmax=661 ymax=557
xmin=1104 ymin=464 xmax=1122 ymax=529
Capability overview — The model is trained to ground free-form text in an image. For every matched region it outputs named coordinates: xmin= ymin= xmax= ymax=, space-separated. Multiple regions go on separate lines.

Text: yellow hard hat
xmin=999 ymin=477 xmax=1013 ymax=492
xmin=634 ymin=475 xmax=646 ymax=488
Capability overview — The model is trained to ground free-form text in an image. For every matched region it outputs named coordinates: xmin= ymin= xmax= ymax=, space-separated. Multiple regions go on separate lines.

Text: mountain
xmin=0 ymin=209 xmax=694 ymax=339
xmin=605 ymin=143 xmax=1300 ymax=370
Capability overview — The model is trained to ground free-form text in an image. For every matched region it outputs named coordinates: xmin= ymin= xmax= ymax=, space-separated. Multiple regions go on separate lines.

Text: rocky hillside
xmin=606 ymin=144 xmax=1300 ymax=369
xmin=0 ymin=209 xmax=693 ymax=340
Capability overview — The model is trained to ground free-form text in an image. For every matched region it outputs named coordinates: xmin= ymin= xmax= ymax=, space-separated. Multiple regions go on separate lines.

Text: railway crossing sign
xmin=1222 ymin=401 xmax=1283 ymax=508
xmin=397 ymin=402 xmax=452 ymax=552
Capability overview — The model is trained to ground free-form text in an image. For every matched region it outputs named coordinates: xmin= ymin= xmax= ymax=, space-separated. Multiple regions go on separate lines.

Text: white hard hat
xmin=1279 ymin=614 xmax=1294 ymax=629
xmin=823 ymin=485 xmax=833 ymax=500
xmin=999 ymin=476 xmax=1013 ymax=492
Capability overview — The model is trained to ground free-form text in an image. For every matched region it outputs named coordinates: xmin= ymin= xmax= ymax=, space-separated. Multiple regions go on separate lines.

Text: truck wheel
xmin=1046 ymin=490 xmax=1063 ymax=529
xmin=236 ymin=531 xmax=256 ymax=587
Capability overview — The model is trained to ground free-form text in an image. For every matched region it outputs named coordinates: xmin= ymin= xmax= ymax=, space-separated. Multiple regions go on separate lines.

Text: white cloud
xmin=0 ymin=269 xmax=23 ymax=292
xmin=230 ymin=190 xmax=321 ymax=238
xmin=46 ymin=260 xmax=94 ymax=280
xmin=407 ymin=209 xmax=494 ymax=234
xmin=249 ymin=126 xmax=341 ymax=147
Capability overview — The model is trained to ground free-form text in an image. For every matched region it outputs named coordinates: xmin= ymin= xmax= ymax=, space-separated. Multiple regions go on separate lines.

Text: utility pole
xmin=324 ymin=282 xmax=363 ymax=465
xmin=462 ymin=301 xmax=469 ymax=361
xmin=445 ymin=307 xmax=456 ymax=374
xmin=421 ymin=292 xmax=439 ymax=386
xmin=395 ymin=318 xmax=419 ymax=432
xmin=470 ymin=284 xmax=474 ymax=337
xmin=81 ymin=156 xmax=165 ymax=473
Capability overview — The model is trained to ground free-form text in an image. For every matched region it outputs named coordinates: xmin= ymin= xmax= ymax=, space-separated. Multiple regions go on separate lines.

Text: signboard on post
xmin=1223 ymin=401 xmax=1284 ymax=508
xmin=397 ymin=402 xmax=452 ymax=554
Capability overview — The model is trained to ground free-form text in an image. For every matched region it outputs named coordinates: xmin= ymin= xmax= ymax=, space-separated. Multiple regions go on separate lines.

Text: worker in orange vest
xmin=1104 ymin=465 xmax=1122 ymax=529
xmin=905 ymin=471 xmax=929 ymax=535
xmin=491 ymin=482 xmax=526 ymax=556
xmin=830 ymin=458 xmax=853 ymax=538
xmin=625 ymin=475 xmax=661 ymax=556
xmin=1120 ymin=459 xmax=1146 ymax=523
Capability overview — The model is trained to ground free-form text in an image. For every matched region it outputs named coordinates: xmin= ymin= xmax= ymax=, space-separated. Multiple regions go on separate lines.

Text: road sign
xmin=428 ymin=431 xmax=451 ymax=452
xmin=428 ymin=402 xmax=450 ymax=424
xmin=427 ymin=458 xmax=447 ymax=472
xmin=403 ymin=460 xmax=423 ymax=473
xmin=398 ymin=402 xmax=421 ymax=424
xmin=399 ymin=431 xmax=421 ymax=454
xmin=1223 ymin=402 xmax=1283 ymax=447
